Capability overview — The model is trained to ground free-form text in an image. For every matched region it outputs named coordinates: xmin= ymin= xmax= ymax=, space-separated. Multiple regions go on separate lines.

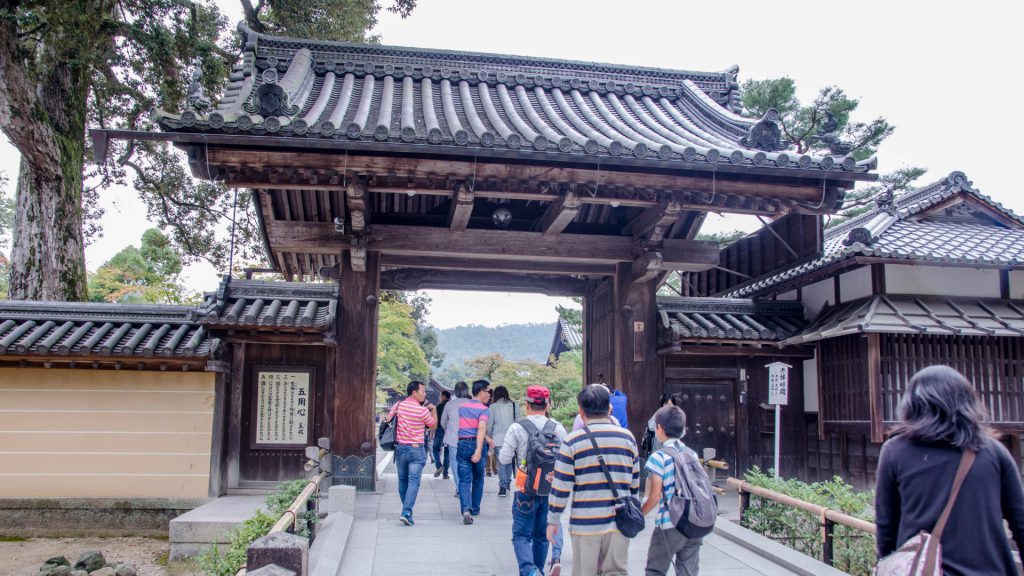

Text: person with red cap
xmin=499 ymin=385 xmax=568 ymax=576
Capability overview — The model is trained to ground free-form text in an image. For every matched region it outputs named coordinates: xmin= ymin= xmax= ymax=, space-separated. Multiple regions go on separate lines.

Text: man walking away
xmin=442 ymin=382 xmax=470 ymax=497
xmin=641 ymin=405 xmax=702 ymax=575
xmin=433 ymin=390 xmax=452 ymax=478
xmin=386 ymin=380 xmax=437 ymax=526
xmin=499 ymin=386 xmax=567 ymax=576
xmin=457 ymin=379 xmax=491 ymax=524
xmin=548 ymin=384 xmax=640 ymax=576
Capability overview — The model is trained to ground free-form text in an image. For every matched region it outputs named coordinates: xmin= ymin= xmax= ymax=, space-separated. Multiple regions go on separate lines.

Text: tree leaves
xmin=741 ymin=78 xmax=893 ymax=161
xmin=86 ymin=228 xmax=199 ymax=304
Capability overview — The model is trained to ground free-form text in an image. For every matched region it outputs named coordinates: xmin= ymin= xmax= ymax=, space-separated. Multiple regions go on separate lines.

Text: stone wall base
xmin=0 ymin=498 xmax=205 ymax=537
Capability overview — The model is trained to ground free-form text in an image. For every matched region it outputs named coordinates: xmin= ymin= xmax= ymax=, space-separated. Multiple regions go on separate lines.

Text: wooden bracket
xmin=346 ymin=177 xmax=368 ymax=233
xmin=539 ymin=187 xmax=581 ymax=235
xmin=624 ymin=198 xmax=682 ymax=242
xmin=631 ymin=251 xmax=663 ymax=284
xmin=448 ymin=182 xmax=474 ymax=231
xmin=350 ymin=237 xmax=368 ymax=272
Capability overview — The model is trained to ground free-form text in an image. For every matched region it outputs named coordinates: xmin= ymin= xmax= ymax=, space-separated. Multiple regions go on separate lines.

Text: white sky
xmin=0 ymin=0 xmax=1021 ymax=328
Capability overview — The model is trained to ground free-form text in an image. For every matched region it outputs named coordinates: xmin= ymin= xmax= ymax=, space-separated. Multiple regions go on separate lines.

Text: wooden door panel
xmin=668 ymin=380 xmax=737 ymax=469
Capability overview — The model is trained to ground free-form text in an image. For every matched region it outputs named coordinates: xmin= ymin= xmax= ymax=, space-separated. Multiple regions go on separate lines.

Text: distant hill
xmin=435 ymin=323 xmax=556 ymax=369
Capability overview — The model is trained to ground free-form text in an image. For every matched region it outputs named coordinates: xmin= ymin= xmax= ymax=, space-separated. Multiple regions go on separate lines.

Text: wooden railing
xmin=236 ymin=472 xmax=329 ymax=576
xmin=727 ymin=477 xmax=875 ymax=567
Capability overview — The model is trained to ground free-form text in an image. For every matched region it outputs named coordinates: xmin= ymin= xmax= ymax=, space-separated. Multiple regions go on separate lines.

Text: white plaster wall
xmin=1010 ymin=270 xmax=1024 ymax=300
xmin=777 ymin=290 xmax=798 ymax=301
xmin=801 ymin=279 xmax=835 ymax=321
xmin=803 ymin=355 xmax=819 ymax=413
xmin=884 ymin=264 xmax=1001 ymax=298
xmin=839 ymin=266 xmax=873 ymax=302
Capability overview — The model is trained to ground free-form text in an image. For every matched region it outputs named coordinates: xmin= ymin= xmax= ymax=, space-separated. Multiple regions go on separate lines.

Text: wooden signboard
xmin=253 ymin=366 xmax=313 ymax=448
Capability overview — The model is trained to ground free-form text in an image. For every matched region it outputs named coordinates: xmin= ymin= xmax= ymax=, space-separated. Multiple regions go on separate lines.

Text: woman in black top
xmin=875 ymin=365 xmax=1024 ymax=575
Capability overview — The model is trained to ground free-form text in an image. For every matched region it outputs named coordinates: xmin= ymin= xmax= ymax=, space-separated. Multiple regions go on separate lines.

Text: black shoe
xmin=498 ymin=486 xmax=507 ymax=497
xmin=433 ymin=468 xmax=442 ymax=478
xmin=486 ymin=471 xmax=493 ymax=477
xmin=443 ymin=473 xmax=449 ymax=480
xmin=462 ymin=511 xmax=474 ymax=525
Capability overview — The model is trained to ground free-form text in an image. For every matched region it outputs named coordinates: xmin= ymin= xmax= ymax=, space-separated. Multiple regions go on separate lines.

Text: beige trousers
xmin=570 ymin=530 xmax=630 ymax=576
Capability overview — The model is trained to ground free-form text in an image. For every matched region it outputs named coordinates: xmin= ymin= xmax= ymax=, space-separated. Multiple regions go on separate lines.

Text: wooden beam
xmin=346 ymin=177 xmax=368 ymax=233
xmin=349 ymin=237 xmax=367 ymax=272
xmin=268 ymin=222 xmax=719 ymax=270
xmin=631 ymin=252 xmax=662 ymax=284
xmin=381 ymin=254 xmax=614 ymax=276
xmin=380 ymin=268 xmax=586 ymax=296
xmin=539 ymin=189 xmax=581 ymax=235
xmin=625 ymin=199 xmax=682 ymax=242
xmin=209 ymin=148 xmax=839 ymax=204
xmin=447 ymin=182 xmax=474 ymax=231
xmin=867 ymin=333 xmax=884 ymax=443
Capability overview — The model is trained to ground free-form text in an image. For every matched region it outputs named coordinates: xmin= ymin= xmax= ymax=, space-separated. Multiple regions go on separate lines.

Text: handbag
xmin=874 ymin=449 xmax=976 ymax=576
xmin=583 ymin=425 xmax=645 ymax=538
xmin=378 ymin=411 xmax=398 ymax=452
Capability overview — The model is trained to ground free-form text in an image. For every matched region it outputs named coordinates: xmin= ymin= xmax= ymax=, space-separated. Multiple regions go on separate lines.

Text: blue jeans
xmin=512 ymin=492 xmax=549 ymax=576
xmin=432 ymin=430 xmax=448 ymax=474
xmin=448 ymin=445 xmax=460 ymax=491
xmin=456 ymin=438 xmax=487 ymax=514
xmin=551 ymin=522 xmax=562 ymax=561
xmin=498 ymin=457 xmax=514 ymax=490
xmin=395 ymin=444 xmax=427 ymax=519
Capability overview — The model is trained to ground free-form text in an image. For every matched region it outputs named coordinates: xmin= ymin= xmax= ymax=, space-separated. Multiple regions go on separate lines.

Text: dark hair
xmin=578 ymin=384 xmax=610 ymax=418
xmin=472 ymin=379 xmax=491 ymax=397
xmin=492 ymin=386 xmax=510 ymax=403
xmin=892 ymin=365 xmax=989 ymax=451
xmin=655 ymin=405 xmax=686 ymax=439
xmin=406 ymin=380 xmax=424 ymax=396
xmin=658 ymin=394 xmax=672 ymax=407
xmin=441 ymin=390 xmax=452 ymax=400
xmin=453 ymin=381 xmax=470 ymax=399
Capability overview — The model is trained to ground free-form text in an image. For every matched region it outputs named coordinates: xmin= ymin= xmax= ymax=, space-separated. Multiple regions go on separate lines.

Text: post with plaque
xmin=766 ymin=362 xmax=792 ymax=478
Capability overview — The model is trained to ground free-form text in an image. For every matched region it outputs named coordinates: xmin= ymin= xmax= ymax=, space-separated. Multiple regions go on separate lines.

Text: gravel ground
xmin=0 ymin=537 xmax=187 ymax=576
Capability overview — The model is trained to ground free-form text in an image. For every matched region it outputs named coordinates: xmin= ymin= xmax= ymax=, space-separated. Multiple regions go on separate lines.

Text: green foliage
xmin=556 ymin=298 xmax=583 ymax=336
xmin=457 ymin=349 xmax=583 ymax=430
xmin=377 ymin=296 xmax=430 ymax=388
xmin=741 ymin=468 xmax=875 ymax=576
xmin=435 ymin=323 xmax=557 ymax=370
xmin=245 ymin=0 xmax=417 ymax=44
xmin=828 ymin=166 xmax=928 ymax=228
xmin=741 ymin=78 xmax=893 ymax=161
xmin=199 ymin=479 xmax=318 ymax=576
xmin=87 ymin=228 xmax=199 ymax=304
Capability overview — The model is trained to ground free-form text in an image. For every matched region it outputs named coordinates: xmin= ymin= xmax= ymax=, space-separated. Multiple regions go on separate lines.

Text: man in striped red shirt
xmin=386 ymin=380 xmax=437 ymax=525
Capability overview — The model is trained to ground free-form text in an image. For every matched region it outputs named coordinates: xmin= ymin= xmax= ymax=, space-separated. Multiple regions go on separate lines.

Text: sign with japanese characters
xmin=767 ymin=362 xmax=791 ymax=406
xmin=255 ymin=369 xmax=311 ymax=446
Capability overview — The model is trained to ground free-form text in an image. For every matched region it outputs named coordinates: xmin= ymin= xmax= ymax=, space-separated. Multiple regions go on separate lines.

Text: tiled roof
xmin=191 ymin=278 xmax=336 ymax=330
xmin=0 ymin=301 xmax=214 ymax=359
xmin=152 ymin=24 xmax=875 ymax=176
xmin=726 ymin=171 xmax=1024 ymax=297
xmin=558 ymin=318 xmax=583 ymax=349
xmin=782 ymin=295 xmax=1024 ymax=346
xmin=658 ymin=297 xmax=805 ymax=343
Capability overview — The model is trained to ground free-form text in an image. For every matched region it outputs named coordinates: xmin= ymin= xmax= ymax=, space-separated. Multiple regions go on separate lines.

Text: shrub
xmin=740 ymin=468 xmax=876 ymax=576
xmin=198 ymin=479 xmax=319 ymax=576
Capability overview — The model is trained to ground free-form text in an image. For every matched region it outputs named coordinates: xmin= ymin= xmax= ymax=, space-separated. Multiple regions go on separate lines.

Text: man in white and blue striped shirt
xmin=641 ymin=405 xmax=702 ymax=575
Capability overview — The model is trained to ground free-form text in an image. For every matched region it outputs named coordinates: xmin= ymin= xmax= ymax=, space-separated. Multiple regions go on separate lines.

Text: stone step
xmin=169 ymin=495 xmax=265 ymax=560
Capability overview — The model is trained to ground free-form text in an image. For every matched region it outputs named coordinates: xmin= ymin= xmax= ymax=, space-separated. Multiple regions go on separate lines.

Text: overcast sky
xmin=0 ymin=0 xmax=1020 ymax=328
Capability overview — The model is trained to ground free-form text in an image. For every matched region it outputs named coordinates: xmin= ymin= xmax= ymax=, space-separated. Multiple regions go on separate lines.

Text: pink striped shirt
xmin=388 ymin=398 xmax=435 ymax=445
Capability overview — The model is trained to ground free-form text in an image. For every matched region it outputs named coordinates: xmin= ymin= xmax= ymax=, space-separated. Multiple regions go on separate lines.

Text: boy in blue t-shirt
xmin=640 ymin=405 xmax=702 ymax=575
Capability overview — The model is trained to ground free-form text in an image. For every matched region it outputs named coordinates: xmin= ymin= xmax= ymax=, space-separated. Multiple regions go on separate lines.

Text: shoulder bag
xmin=583 ymin=425 xmax=645 ymax=538
xmin=874 ymin=449 xmax=976 ymax=576
xmin=378 ymin=410 xmax=398 ymax=452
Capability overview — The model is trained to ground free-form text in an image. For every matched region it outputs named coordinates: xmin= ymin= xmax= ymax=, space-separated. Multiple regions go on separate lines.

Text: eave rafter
xmin=539 ymin=186 xmax=582 ymax=235
xmin=448 ymin=182 xmax=474 ymax=231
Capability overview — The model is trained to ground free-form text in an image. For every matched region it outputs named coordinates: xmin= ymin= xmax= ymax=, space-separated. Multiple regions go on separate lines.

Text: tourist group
xmin=382 ymin=364 xmax=1024 ymax=576
xmin=382 ymin=378 xmax=713 ymax=576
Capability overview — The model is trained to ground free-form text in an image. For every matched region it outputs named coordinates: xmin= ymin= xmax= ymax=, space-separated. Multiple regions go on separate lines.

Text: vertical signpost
xmin=766 ymin=362 xmax=792 ymax=478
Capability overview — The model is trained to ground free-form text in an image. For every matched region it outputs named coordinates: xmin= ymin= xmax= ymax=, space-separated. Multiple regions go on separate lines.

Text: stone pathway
xmin=338 ymin=461 xmax=806 ymax=575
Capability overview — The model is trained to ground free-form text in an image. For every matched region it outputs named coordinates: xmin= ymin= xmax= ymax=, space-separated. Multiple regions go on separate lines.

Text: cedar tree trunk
xmin=0 ymin=8 xmax=90 ymax=301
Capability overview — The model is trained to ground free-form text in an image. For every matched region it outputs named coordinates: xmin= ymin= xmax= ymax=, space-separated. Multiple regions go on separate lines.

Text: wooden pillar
xmin=613 ymin=262 xmax=663 ymax=443
xmin=331 ymin=250 xmax=380 ymax=490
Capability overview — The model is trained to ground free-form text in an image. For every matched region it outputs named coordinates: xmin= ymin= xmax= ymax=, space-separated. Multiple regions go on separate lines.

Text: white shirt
xmin=498 ymin=414 xmax=568 ymax=466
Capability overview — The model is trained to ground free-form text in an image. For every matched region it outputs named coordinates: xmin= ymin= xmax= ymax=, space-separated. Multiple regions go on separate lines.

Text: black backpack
xmin=519 ymin=418 xmax=559 ymax=497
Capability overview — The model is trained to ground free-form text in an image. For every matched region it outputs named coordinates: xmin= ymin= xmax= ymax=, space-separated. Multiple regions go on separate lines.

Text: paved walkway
xmin=338 ymin=459 xmax=804 ymax=575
